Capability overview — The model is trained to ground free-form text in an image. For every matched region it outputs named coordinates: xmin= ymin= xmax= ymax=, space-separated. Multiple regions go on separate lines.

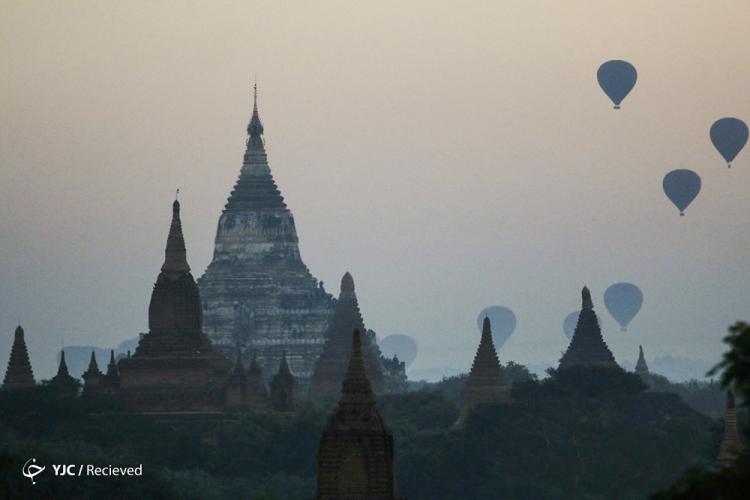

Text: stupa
xmin=198 ymin=86 xmax=334 ymax=391
xmin=558 ymin=287 xmax=619 ymax=370
xmin=316 ymin=329 xmax=404 ymax=499
xmin=2 ymin=325 xmax=35 ymax=390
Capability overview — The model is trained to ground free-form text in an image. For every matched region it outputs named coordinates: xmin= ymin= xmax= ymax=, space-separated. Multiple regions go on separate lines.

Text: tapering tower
xmin=104 ymin=350 xmax=120 ymax=391
xmin=117 ymin=199 xmax=230 ymax=413
xmin=49 ymin=350 xmax=79 ymax=397
xmin=317 ymin=329 xmax=404 ymax=500
xmin=82 ymin=351 xmax=104 ymax=395
xmin=635 ymin=345 xmax=650 ymax=378
xmin=2 ymin=325 xmax=36 ymax=390
xmin=459 ymin=317 xmax=511 ymax=421
xmin=198 ymin=86 xmax=334 ymax=391
xmin=558 ymin=287 xmax=619 ymax=370
xmin=270 ymin=351 xmax=298 ymax=412
xmin=310 ymin=273 xmax=385 ymax=399
xmin=716 ymin=391 xmax=744 ymax=468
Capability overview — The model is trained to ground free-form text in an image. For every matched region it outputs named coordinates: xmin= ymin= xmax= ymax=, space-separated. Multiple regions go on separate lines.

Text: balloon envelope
xmin=604 ymin=283 xmax=643 ymax=331
xmin=379 ymin=334 xmax=417 ymax=368
xmin=597 ymin=60 xmax=637 ymax=109
xmin=476 ymin=306 xmax=516 ymax=349
xmin=663 ymin=169 xmax=701 ymax=216
xmin=563 ymin=310 xmax=606 ymax=340
xmin=710 ymin=117 xmax=748 ymax=167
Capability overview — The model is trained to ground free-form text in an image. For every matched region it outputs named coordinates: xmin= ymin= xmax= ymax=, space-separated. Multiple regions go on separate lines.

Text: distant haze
xmin=1 ymin=1 xmax=749 ymax=379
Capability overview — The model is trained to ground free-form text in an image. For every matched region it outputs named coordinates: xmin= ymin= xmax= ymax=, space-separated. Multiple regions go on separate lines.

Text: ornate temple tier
xmin=198 ymin=87 xmax=334 ymax=391
xmin=2 ymin=325 xmax=36 ymax=390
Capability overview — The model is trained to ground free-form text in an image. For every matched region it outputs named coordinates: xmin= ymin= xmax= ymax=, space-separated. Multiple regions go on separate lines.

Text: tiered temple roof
xmin=310 ymin=273 xmax=385 ymax=399
xmin=198 ymin=86 xmax=334 ymax=391
xmin=317 ymin=329 xmax=403 ymax=500
xmin=716 ymin=391 xmax=744 ymax=468
xmin=117 ymin=199 xmax=230 ymax=413
xmin=2 ymin=325 xmax=35 ymax=390
xmin=558 ymin=287 xmax=619 ymax=370
xmin=459 ymin=317 xmax=511 ymax=420
xmin=635 ymin=345 xmax=650 ymax=378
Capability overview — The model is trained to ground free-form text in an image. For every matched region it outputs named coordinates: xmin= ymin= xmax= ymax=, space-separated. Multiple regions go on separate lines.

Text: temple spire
xmin=86 ymin=351 xmax=100 ymax=373
xmin=340 ymin=329 xmax=375 ymax=404
xmin=82 ymin=351 xmax=104 ymax=396
xmin=582 ymin=286 xmax=593 ymax=311
xmin=247 ymin=82 xmax=264 ymax=140
xmin=270 ymin=351 xmax=297 ymax=412
xmin=558 ymin=286 xmax=619 ymax=370
xmin=57 ymin=349 xmax=70 ymax=378
xmin=716 ymin=391 xmax=744 ymax=468
xmin=459 ymin=317 xmax=510 ymax=421
xmin=635 ymin=345 xmax=650 ymax=378
xmin=161 ymin=199 xmax=190 ymax=275
xmin=316 ymin=329 xmax=399 ymax=499
xmin=310 ymin=272 xmax=385 ymax=398
xmin=2 ymin=325 xmax=36 ymax=390
xmin=105 ymin=350 xmax=120 ymax=388
xmin=50 ymin=349 xmax=79 ymax=396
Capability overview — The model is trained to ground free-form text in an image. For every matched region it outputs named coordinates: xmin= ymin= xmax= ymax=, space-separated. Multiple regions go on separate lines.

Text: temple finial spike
xmin=162 ymin=197 xmax=190 ymax=275
xmin=581 ymin=286 xmax=593 ymax=311
xmin=247 ymin=81 xmax=264 ymax=139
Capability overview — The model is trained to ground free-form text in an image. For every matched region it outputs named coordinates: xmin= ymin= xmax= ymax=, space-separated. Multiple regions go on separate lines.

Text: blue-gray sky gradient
xmin=1 ymin=1 xmax=749 ymax=378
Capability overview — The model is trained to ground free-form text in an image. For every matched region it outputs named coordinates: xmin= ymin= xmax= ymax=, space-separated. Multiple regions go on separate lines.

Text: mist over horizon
xmin=2 ymin=1 xmax=749 ymax=380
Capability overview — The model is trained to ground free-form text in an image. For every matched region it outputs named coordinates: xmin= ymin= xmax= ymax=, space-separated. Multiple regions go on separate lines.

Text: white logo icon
xmin=22 ymin=458 xmax=45 ymax=485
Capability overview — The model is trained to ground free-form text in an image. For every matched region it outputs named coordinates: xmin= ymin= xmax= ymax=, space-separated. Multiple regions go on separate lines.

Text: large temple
xmin=2 ymin=325 xmax=35 ymax=390
xmin=317 ymin=329 xmax=404 ymax=500
xmin=558 ymin=287 xmax=619 ymax=370
xmin=311 ymin=273 xmax=385 ymax=399
xmin=115 ymin=200 xmax=235 ymax=413
xmin=198 ymin=86 xmax=335 ymax=391
xmin=459 ymin=317 xmax=511 ymax=421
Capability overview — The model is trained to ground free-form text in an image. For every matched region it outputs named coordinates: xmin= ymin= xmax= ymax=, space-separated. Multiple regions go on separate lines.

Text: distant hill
xmin=55 ymin=337 xmax=139 ymax=380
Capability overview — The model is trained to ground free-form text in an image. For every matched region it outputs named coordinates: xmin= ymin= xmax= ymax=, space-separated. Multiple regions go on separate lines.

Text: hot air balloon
xmin=476 ymin=306 xmax=516 ymax=349
xmin=710 ymin=117 xmax=748 ymax=168
xmin=563 ymin=310 xmax=606 ymax=340
xmin=597 ymin=60 xmax=637 ymax=109
xmin=379 ymin=334 xmax=418 ymax=368
xmin=663 ymin=169 xmax=701 ymax=216
xmin=604 ymin=283 xmax=643 ymax=331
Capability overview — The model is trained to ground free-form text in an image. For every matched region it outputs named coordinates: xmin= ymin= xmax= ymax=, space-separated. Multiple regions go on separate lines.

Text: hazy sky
xmin=2 ymin=1 xmax=749 ymax=379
